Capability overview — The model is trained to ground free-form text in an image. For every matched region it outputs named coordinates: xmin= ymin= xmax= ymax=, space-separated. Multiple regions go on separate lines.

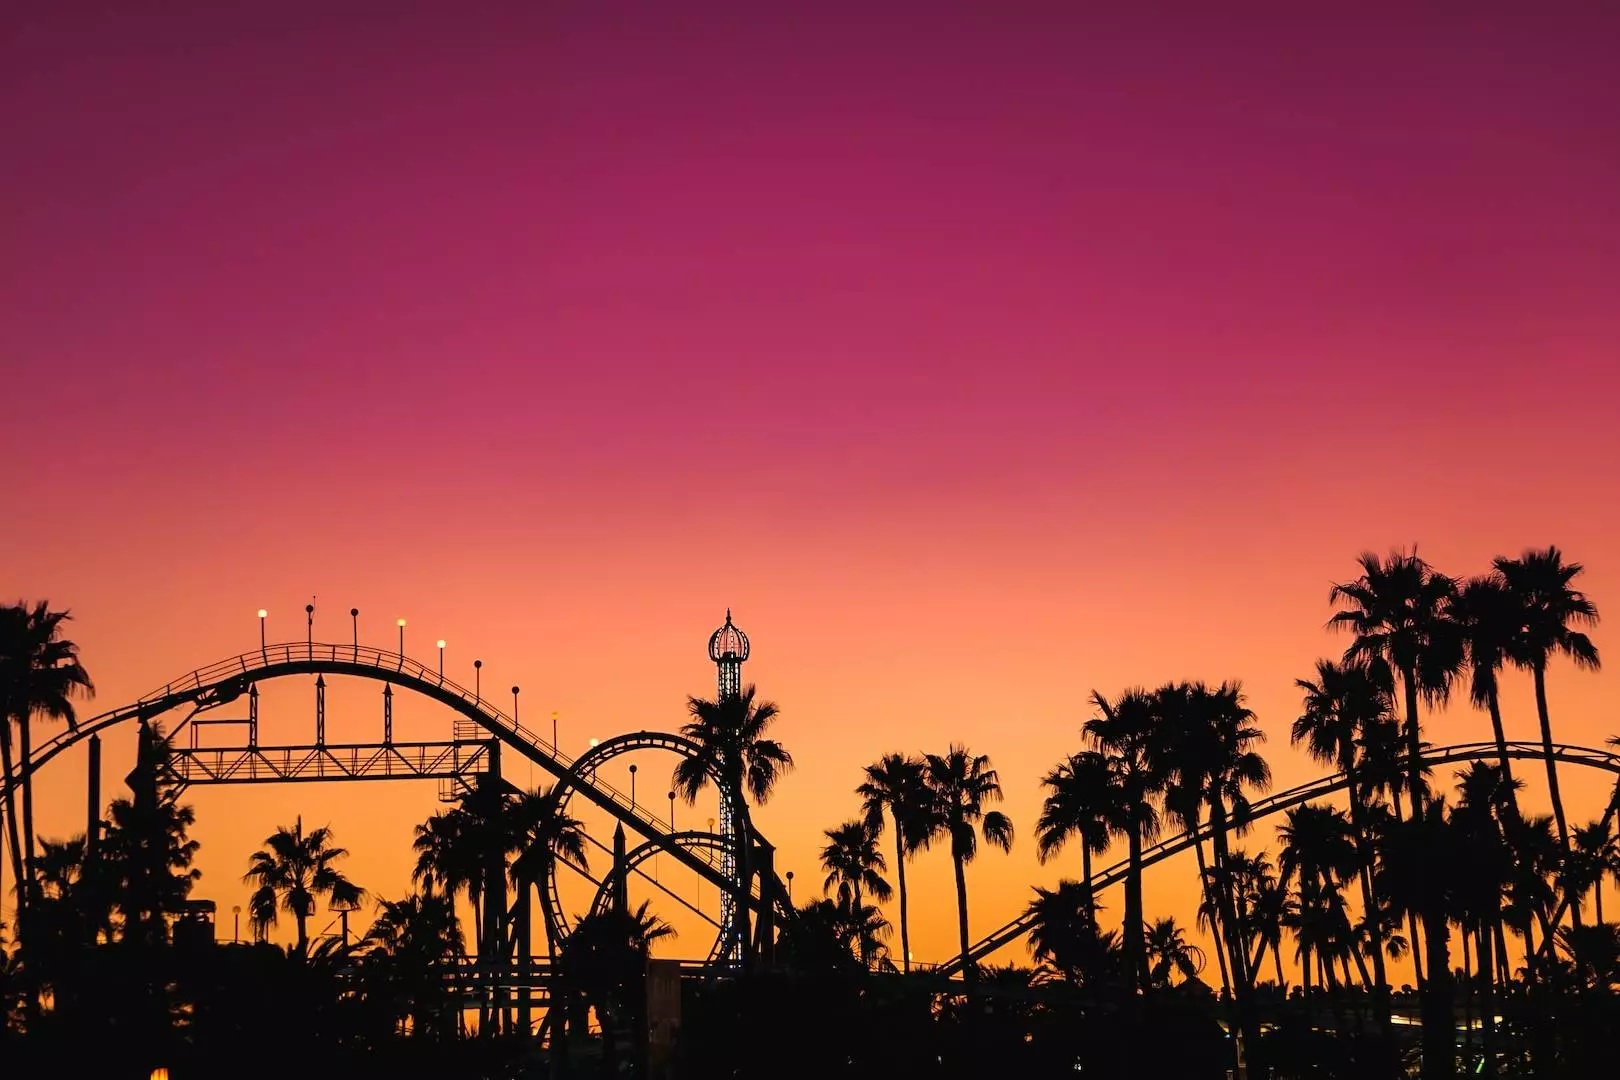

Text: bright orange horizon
xmin=4 ymin=2 xmax=1619 ymax=979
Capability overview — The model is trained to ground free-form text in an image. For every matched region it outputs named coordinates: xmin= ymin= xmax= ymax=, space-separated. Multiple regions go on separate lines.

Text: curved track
xmin=11 ymin=641 xmax=791 ymax=954
xmin=937 ymin=739 xmax=1620 ymax=976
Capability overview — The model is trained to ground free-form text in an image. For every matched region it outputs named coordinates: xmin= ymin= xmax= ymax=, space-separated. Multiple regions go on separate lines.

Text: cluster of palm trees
xmin=779 ymin=547 xmax=1611 ymax=1078
xmin=806 ymin=746 xmax=1014 ymax=979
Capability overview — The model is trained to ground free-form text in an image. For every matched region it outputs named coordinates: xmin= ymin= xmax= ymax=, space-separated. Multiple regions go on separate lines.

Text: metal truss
xmin=160 ymin=739 xmax=495 ymax=787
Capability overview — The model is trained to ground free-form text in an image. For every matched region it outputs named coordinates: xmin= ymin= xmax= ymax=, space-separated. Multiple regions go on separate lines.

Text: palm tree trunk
xmin=1273 ymin=941 xmax=1285 ymax=990
xmin=1533 ymin=662 xmax=1577 ymax=927
xmin=892 ymin=808 xmax=911 ymax=974
xmin=1460 ymin=930 xmax=1474 ymax=1062
xmin=296 ymin=910 xmax=309 ymax=953
xmin=1484 ymin=686 xmax=1517 ymax=802
xmin=0 ymin=721 xmax=26 ymax=929
xmin=1081 ymin=844 xmax=1095 ymax=930
xmin=734 ymin=798 xmax=753 ymax=971
xmin=1345 ymin=758 xmax=1389 ymax=997
xmin=1476 ymin=923 xmax=1497 ymax=1078
xmin=1405 ymin=670 xmax=1455 ymax=1080
xmin=1125 ymin=825 xmax=1145 ymax=992
xmin=952 ymin=850 xmax=972 ymax=981
xmin=1191 ymin=827 xmax=1234 ymax=998
xmin=19 ymin=712 xmax=35 ymax=907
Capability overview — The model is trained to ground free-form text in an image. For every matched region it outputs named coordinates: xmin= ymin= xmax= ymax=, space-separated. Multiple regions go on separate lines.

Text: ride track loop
xmin=8 ymin=640 xmax=791 ymax=963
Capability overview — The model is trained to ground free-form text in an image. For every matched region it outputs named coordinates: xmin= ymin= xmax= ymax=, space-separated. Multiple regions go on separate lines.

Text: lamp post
xmin=232 ymin=905 xmax=241 ymax=943
xmin=397 ymin=618 xmax=406 ymax=655
xmin=512 ymin=686 xmax=520 ymax=724
xmin=629 ymin=763 xmax=638 ymax=810
xmin=437 ymin=639 xmax=446 ymax=677
xmin=350 ymin=608 xmax=359 ymax=657
xmin=668 ymin=791 xmax=676 ymax=830
xmin=258 ymin=609 xmax=267 ymax=652
xmin=474 ymin=659 xmax=482 ymax=702
xmin=551 ymin=710 xmax=559 ymax=749
xmin=786 ymin=871 xmax=794 ymax=903
xmin=305 ymin=602 xmax=314 ymax=648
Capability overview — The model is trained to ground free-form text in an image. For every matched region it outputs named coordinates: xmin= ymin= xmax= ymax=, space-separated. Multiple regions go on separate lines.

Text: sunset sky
xmin=4 ymin=2 xmax=1619 ymax=973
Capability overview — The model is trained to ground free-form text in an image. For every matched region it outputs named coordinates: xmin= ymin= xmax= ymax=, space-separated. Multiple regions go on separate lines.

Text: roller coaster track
xmin=11 ymin=642 xmax=790 ymax=945
xmin=937 ymin=739 xmax=1620 ymax=977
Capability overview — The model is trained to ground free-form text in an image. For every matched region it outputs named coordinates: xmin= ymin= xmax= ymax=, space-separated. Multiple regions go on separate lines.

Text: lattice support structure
xmin=707 ymin=610 xmax=749 ymax=963
xmin=160 ymin=739 xmax=495 ymax=786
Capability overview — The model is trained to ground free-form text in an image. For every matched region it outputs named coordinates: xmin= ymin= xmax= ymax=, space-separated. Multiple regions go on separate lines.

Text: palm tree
xmin=0 ymin=601 xmax=95 ymax=925
xmin=100 ymin=782 xmax=202 ymax=945
xmin=1145 ymin=916 xmax=1205 ymax=989
xmin=411 ymin=807 xmax=483 ymax=946
xmin=921 ymin=745 xmax=1014 ymax=981
xmin=1278 ymin=805 xmax=1363 ymax=993
xmin=1293 ymin=659 xmax=1392 ymax=998
xmin=818 ymin=819 xmax=891 ymax=966
xmin=672 ymin=684 xmax=793 ymax=966
xmin=1495 ymin=546 xmax=1601 ymax=868
xmin=1330 ymin=549 xmax=1461 ymax=1078
xmin=1036 ymin=750 xmax=1117 ymax=932
xmin=555 ymin=900 xmax=675 ymax=1070
xmin=243 ymin=816 xmax=365 ymax=953
xmin=1453 ymin=575 xmax=1527 ymax=795
xmin=1570 ymin=819 xmax=1617 ymax=924
xmin=364 ymin=892 xmax=464 ymax=1037
xmin=508 ymin=783 xmax=589 ymax=959
xmin=1084 ymin=688 xmax=1162 ymax=991
xmin=1026 ymin=880 xmax=1120 ymax=987
xmin=1172 ymin=682 xmax=1270 ymax=1006
xmin=856 ymin=752 xmax=932 ymax=974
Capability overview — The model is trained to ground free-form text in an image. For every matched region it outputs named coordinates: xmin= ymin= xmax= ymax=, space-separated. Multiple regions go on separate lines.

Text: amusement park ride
xmin=7 ymin=606 xmax=1620 ymax=1040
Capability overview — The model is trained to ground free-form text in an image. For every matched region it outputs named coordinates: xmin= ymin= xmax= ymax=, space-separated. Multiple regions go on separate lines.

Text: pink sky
xmin=4 ymin=2 xmax=1619 ymax=971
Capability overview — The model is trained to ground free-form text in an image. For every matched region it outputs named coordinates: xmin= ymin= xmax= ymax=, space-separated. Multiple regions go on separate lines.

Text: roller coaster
xmin=9 ymin=636 xmax=1619 ymax=1000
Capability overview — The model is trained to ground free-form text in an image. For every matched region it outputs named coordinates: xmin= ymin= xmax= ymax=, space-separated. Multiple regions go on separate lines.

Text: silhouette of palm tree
xmin=1036 ymin=750 xmax=1115 ymax=931
xmin=1294 ymin=659 xmax=1392 ymax=999
xmin=856 ymin=752 xmax=931 ymax=973
xmin=818 ymin=819 xmax=891 ymax=965
xmin=1453 ymin=575 xmax=1527 ymax=798
xmin=921 ymin=745 xmax=1013 ymax=982
xmin=507 ymin=783 xmax=589 ymax=959
xmin=672 ymin=684 xmax=792 ymax=967
xmin=1145 ymin=916 xmax=1205 ymax=988
xmin=244 ymin=816 xmax=365 ymax=954
xmin=1495 ymin=546 xmax=1601 ymax=874
xmin=364 ymin=892 xmax=464 ymax=1037
xmin=1330 ymin=548 xmax=1461 ymax=1079
xmin=0 ymin=601 xmax=94 ymax=928
xmin=1569 ymin=819 xmax=1617 ymax=924
xmin=1084 ymin=688 xmax=1162 ymax=992
xmin=1026 ymin=880 xmax=1119 ymax=987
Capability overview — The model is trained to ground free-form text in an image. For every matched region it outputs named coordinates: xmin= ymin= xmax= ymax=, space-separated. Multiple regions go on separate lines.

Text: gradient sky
xmin=5 ymin=2 xmax=1619 ymax=974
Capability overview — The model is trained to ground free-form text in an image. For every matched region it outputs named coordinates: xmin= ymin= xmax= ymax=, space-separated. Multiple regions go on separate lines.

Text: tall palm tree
xmin=1293 ymin=659 xmax=1392 ymax=998
xmin=857 ymin=752 xmax=932 ymax=973
xmin=672 ymin=684 xmax=792 ymax=967
xmin=1035 ymin=750 xmax=1115 ymax=931
xmin=0 ymin=602 xmax=94 ymax=924
xmin=1084 ymin=688 xmax=1163 ymax=992
xmin=508 ymin=783 xmax=589 ymax=959
xmin=1453 ymin=575 xmax=1526 ymax=795
xmin=1278 ymin=804 xmax=1363 ymax=996
xmin=921 ymin=745 xmax=1014 ymax=981
xmin=243 ymin=816 xmax=365 ymax=953
xmin=1330 ymin=549 xmax=1461 ymax=1079
xmin=1495 ymin=546 xmax=1601 ymax=867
